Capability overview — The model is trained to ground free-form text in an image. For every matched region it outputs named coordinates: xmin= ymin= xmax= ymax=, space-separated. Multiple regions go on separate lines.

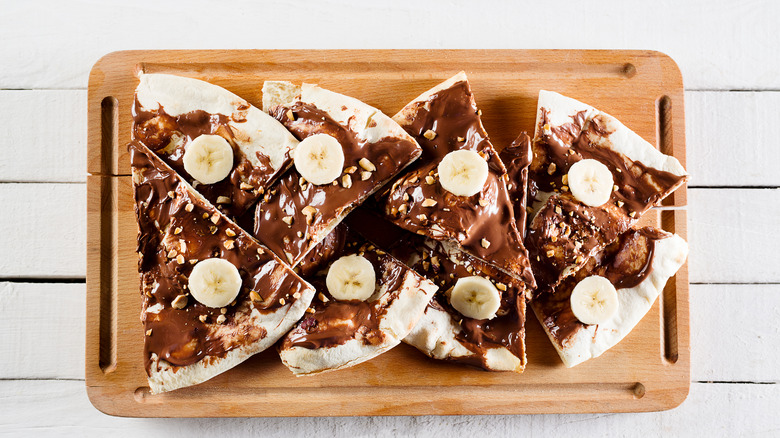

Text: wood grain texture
xmin=0 ymin=183 xmax=85 ymax=278
xmin=0 ymin=282 xmax=85 ymax=379
xmin=686 ymin=92 xmax=780 ymax=187
xmin=85 ymin=50 xmax=689 ymax=416
xmin=2 ymin=380 xmax=779 ymax=437
xmin=2 ymin=0 xmax=779 ymax=90
xmin=0 ymin=91 xmax=86 ymax=183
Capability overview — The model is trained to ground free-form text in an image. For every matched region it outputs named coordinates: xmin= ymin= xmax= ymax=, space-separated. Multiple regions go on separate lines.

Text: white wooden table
xmin=1 ymin=1 xmax=778 ymax=435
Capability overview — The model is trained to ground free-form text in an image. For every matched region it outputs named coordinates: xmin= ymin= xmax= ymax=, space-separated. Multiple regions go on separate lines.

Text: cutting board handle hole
xmin=100 ymin=96 xmax=118 ymax=175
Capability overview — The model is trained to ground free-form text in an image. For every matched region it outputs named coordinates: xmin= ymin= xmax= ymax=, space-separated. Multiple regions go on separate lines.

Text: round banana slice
xmin=569 ymin=275 xmax=619 ymax=325
xmin=326 ymin=254 xmax=376 ymax=301
xmin=437 ymin=150 xmax=489 ymax=197
xmin=182 ymin=135 xmax=234 ymax=184
xmin=567 ymin=159 xmax=614 ymax=207
xmin=188 ymin=258 xmax=242 ymax=308
xmin=294 ymin=134 xmax=345 ymax=185
xmin=449 ymin=276 xmax=501 ymax=320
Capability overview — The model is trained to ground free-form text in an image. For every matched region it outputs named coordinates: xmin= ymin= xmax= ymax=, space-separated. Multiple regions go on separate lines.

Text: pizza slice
xmin=278 ymin=223 xmax=438 ymax=376
xmin=525 ymin=90 xmax=688 ymax=290
xmin=346 ymin=209 xmax=529 ymax=372
xmin=531 ymin=227 xmax=688 ymax=367
xmin=133 ymin=73 xmax=299 ymax=217
xmin=130 ymin=141 xmax=315 ymax=393
xmin=382 ymin=72 xmax=534 ymax=287
xmin=253 ymin=82 xmax=422 ymax=267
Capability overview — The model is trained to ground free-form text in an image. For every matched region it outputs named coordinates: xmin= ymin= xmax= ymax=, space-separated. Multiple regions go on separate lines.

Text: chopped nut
xmin=318 ymin=292 xmax=329 ymax=303
xmin=216 ymin=196 xmax=232 ymax=204
xmin=210 ymin=213 xmax=220 ymax=224
xmin=360 ymin=171 xmax=372 ymax=181
xmin=575 ymin=255 xmax=584 ymax=264
xmin=174 ymin=227 xmax=183 ymax=235
xmin=293 ymin=291 xmax=301 ymax=299
xmin=240 ymin=182 xmax=254 ymax=190
xmin=286 ymin=109 xmax=295 ymax=121
xmin=562 ymin=174 xmax=569 ymax=185
xmin=225 ymin=228 xmax=236 ymax=237
xmin=167 ymin=191 xmax=175 ymax=199
xmin=408 ymin=175 xmax=419 ymax=184
xmin=477 ymin=109 xmax=483 ymax=116
xmin=166 ymin=249 xmax=177 ymax=259
xmin=546 ymin=249 xmax=555 ymax=258
xmin=423 ymin=129 xmax=437 ymax=140
xmin=617 ymin=200 xmax=625 ymax=207
xmin=220 ymin=307 xmax=228 ymax=314
xmin=249 ymin=291 xmax=263 ymax=302
xmin=613 ymin=184 xmax=619 ymax=192
xmin=421 ymin=198 xmax=437 ymax=207
xmin=224 ymin=240 xmax=235 ymax=250
xmin=189 ymin=258 xmax=198 ymax=265
xmin=403 ymin=193 xmax=410 ymax=202
xmin=496 ymin=283 xmax=507 ymax=291
xmin=547 ymin=162 xmax=557 ymax=175
xmin=344 ymin=166 xmax=357 ymax=174
xmin=306 ymin=307 xmax=316 ymax=314
xmin=216 ymin=314 xmax=227 ymax=324
xmin=176 ymin=254 xmax=185 ymax=264
xmin=257 ymin=247 xmax=265 ymax=255
xmin=171 ymin=294 xmax=188 ymax=309
xmin=209 ymin=225 xmax=218 ymax=234
xmin=358 ymin=158 xmax=376 ymax=172
xmin=416 ymin=214 xmax=428 ymax=221
xmin=302 ymin=206 xmax=317 ymax=224
xmin=555 ymin=206 xmax=562 ymax=215
xmin=629 ymin=211 xmax=636 ymax=218
xmin=561 ymin=185 xmax=569 ymax=192
xmin=340 ymin=174 xmax=352 ymax=188
xmin=284 ymin=252 xmax=294 ymax=264
xmin=179 ymin=240 xmax=187 ymax=252
xmin=478 ymin=199 xmax=488 ymax=207
xmin=279 ymin=297 xmax=286 ymax=306
xmin=202 ymin=212 xmax=210 ymax=219
xmin=398 ymin=204 xmax=408 ymax=214
xmin=551 ymin=235 xmax=558 ymax=243
xmin=297 ymin=231 xmax=303 ymax=238
xmin=430 ymin=256 xmax=440 ymax=268
xmin=282 ymin=216 xmax=293 ymax=225
xmin=457 ymin=136 xmax=465 ymax=142
xmin=481 ymin=238 xmax=491 ymax=249
xmin=199 ymin=315 xmax=208 ymax=323
xmin=425 ymin=175 xmax=435 ymax=185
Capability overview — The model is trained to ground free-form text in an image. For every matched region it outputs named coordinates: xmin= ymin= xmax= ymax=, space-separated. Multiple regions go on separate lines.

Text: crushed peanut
xmin=224 ymin=240 xmax=235 ymax=250
xmin=216 ymin=196 xmax=232 ymax=204
xmin=421 ymin=198 xmax=437 ymax=207
xmin=344 ymin=166 xmax=357 ymax=174
xmin=342 ymin=174 xmax=352 ymax=188
xmin=226 ymin=229 xmax=236 ymax=237
xmin=425 ymin=175 xmax=435 ymax=185
xmin=282 ymin=216 xmax=293 ymax=225
xmin=359 ymin=158 xmax=376 ymax=172
xmin=481 ymin=238 xmax=491 ymax=249
xmin=216 ymin=314 xmax=227 ymax=324
xmin=423 ymin=129 xmax=437 ymax=140
xmin=171 ymin=294 xmax=188 ymax=309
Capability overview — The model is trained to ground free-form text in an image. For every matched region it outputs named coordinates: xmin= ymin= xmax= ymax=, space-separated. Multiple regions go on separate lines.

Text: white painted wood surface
xmin=1 ymin=0 xmax=778 ymax=435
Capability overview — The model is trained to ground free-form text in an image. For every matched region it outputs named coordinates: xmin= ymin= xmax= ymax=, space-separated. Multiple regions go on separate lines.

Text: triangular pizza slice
xmin=130 ymin=142 xmax=315 ymax=393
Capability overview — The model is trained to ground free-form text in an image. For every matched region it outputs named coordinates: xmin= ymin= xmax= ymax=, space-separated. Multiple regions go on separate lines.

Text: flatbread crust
xmin=254 ymin=82 xmax=422 ymax=267
xmin=131 ymin=142 xmax=315 ymax=393
xmin=134 ymin=73 xmax=299 ymax=215
xmin=278 ymin=233 xmax=438 ymax=376
xmin=531 ymin=229 xmax=688 ymax=367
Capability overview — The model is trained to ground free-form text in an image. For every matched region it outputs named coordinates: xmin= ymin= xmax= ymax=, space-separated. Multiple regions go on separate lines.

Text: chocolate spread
xmin=526 ymin=108 xmax=687 ymax=290
xmin=533 ymin=227 xmax=668 ymax=344
xmin=383 ymin=80 xmax=535 ymax=288
xmin=500 ymin=132 xmax=533 ymax=238
xmin=254 ymin=102 xmax=421 ymax=267
xmin=280 ymin=227 xmax=418 ymax=350
xmin=132 ymin=100 xmax=282 ymax=217
xmin=130 ymin=142 xmax=312 ymax=373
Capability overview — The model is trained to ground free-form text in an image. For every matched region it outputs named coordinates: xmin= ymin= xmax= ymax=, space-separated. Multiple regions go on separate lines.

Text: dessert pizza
xmin=132 ymin=74 xmax=299 ymax=217
xmin=254 ymin=82 xmax=422 ymax=267
xmin=525 ymin=90 xmax=688 ymax=291
xmin=130 ymin=141 xmax=315 ymax=393
xmin=278 ymin=224 xmax=438 ymax=375
xmin=382 ymin=72 xmax=535 ymax=286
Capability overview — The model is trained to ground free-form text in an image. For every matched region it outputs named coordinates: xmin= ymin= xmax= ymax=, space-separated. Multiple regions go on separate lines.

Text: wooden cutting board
xmin=86 ymin=50 xmax=689 ymax=416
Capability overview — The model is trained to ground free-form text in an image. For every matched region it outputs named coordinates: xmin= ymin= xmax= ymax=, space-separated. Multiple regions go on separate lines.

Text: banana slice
xmin=449 ymin=276 xmax=501 ymax=320
xmin=182 ymin=134 xmax=234 ymax=184
xmin=569 ymin=275 xmax=619 ymax=325
xmin=325 ymin=254 xmax=376 ymax=301
xmin=567 ymin=159 xmax=614 ymax=207
xmin=437 ymin=150 xmax=489 ymax=197
xmin=294 ymin=134 xmax=345 ymax=185
xmin=188 ymin=258 xmax=242 ymax=308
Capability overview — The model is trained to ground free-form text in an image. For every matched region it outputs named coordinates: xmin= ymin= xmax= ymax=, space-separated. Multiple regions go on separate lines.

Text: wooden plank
xmin=0 ymin=282 xmax=84 ymax=379
xmin=691 ymin=284 xmax=780 ymax=383
xmin=0 ymin=380 xmax=778 ymax=435
xmin=686 ymin=91 xmax=780 ymax=187
xmin=3 ymin=89 xmax=778 ymax=187
xmin=0 ymin=183 xmax=85 ymax=278
xmin=688 ymin=188 xmax=780 ymax=283
xmin=0 ymin=183 xmax=773 ymax=284
xmin=0 ymin=91 xmax=86 ymax=183
xmin=1 ymin=1 xmax=779 ymax=90
xmin=2 ymin=282 xmax=774 ymax=383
